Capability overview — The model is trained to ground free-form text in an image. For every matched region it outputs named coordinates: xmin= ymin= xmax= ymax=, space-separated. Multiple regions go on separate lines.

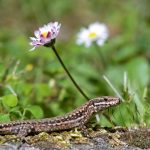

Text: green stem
xmin=94 ymin=44 xmax=106 ymax=69
xmin=51 ymin=45 xmax=89 ymax=100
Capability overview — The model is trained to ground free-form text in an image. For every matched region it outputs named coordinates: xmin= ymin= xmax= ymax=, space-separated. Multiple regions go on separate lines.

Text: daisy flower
xmin=76 ymin=22 xmax=109 ymax=47
xmin=29 ymin=21 xmax=90 ymax=102
xmin=29 ymin=22 xmax=61 ymax=51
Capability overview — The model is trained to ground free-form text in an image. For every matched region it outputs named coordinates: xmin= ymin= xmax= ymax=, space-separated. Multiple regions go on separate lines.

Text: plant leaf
xmin=25 ymin=105 xmax=44 ymax=119
xmin=2 ymin=94 xmax=18 ymax=107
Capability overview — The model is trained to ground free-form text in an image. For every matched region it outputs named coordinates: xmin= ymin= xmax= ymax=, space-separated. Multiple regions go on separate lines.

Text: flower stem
xmin=51 ymin=45 xmax=89 ymax=100
xmin=94 ymin=44 xmax=106 ymax=69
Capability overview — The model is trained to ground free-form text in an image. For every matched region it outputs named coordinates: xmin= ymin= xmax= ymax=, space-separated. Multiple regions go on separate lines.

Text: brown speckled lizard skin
xmin=0 ymin=96 xmax=120 ymax=137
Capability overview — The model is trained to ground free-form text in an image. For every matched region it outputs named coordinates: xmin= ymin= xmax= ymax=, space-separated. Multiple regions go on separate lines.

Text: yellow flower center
xmin=88 ymin=32 xmax=97 ymax=39
xmin=42 ymin=32 xmax=48 ymax=38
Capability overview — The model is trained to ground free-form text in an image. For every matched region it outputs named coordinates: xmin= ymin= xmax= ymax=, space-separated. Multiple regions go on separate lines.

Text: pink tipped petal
xmin=29 ymin=21 xmax=61 ymax=50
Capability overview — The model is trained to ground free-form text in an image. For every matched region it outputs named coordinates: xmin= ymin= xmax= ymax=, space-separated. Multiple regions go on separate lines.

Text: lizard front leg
xmin=79 ymin=124 xmax=90 ymax=137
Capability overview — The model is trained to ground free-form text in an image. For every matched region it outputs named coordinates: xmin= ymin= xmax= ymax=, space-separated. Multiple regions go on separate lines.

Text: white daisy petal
xmin=34 ymin=30 xmax=40 ymax=38
xmin=30 ymin=37 xmax=36 ymax=41
xmin=29 ymin=46 xmax=36 ymax=51
xmin=97 ymin=39 xmax=105 ymax=46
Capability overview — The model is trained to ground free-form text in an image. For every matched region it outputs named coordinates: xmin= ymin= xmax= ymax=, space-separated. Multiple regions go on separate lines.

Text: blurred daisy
xmin=29 ymin=22 xmax=61 ymax=51
xmin=76 ymin=22 xmax=109 ymax=47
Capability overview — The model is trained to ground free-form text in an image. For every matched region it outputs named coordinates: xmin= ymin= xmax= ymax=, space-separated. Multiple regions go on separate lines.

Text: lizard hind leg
xmin=3 ymin=126 xmax=32 ymax=149
xmin=16 ymin=127 xmax=30 ymax=150
xmin=79 ymin=124 xmax=99 ymax=145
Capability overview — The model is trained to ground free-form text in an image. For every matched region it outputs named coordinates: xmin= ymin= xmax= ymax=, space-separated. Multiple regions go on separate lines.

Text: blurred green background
xmin=0 ymin=0 xmax=150 ymax=127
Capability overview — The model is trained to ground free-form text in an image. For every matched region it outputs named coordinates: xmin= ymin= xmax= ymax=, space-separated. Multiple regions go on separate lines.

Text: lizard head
xmin=90 ymin=96 xmax=121 ymax=112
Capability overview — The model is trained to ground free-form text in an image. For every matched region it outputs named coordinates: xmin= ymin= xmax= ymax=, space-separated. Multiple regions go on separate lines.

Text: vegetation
xmin=0 ymin=0 xmax=150 ymax=128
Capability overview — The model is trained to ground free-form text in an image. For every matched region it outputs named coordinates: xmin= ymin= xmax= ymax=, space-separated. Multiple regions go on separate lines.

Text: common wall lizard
xmin=0 ymin=96 xmax=120 ymax=138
